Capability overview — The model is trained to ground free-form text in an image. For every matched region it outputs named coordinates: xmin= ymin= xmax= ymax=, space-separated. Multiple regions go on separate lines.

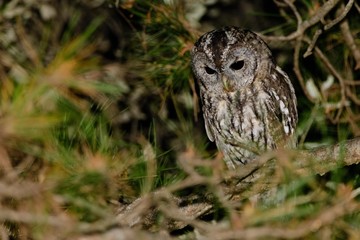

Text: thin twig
xmin=346 ymin=88 xmax=360 ymax=105
xmin=345 ymin=106 xmax=360 ymax=135
xmin=339 ymin=17 xmax=360 ymax=70
xmin=344 ymin=80 xmax=360 ymax=85
xmin=0 ymin=181 xmax=42 ymax=199
xmin=302 ymin=1 xmax=354 ymax=59
xmin=308 ymin=43 xmax=347 ymax=123
xmin=0 ymin=208 xmax=71 ymax=229
xmin=283 ymin=0 xmax=302 ymax=28
xmin=355 ymin=2 xmax=360 ymax=13
xmin=324 ymin=0 xmax=354 ymax=31
xmin=260 ymin=0 xmax=341 ymax=42
xmin=293 ymin=37 xmax=317 ymax=103
xmin=303 ymin=29 xmax=322 ymax=58
xmin=15 ymin=20 xmax=41 ymax=66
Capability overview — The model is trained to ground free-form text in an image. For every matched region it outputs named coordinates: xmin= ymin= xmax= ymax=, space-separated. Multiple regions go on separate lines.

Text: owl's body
xmin=191 ymin=27 xmax=297 ymax=169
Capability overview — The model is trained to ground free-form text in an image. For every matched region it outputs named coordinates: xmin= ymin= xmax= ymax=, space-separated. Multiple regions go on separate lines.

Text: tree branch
xmin=259 ymin=0 xmax=341 ymax=42
xmin=339 ymin=14 xmax=360 ymax=70
xmin=115 ymin=138 xmax=360 ymax=231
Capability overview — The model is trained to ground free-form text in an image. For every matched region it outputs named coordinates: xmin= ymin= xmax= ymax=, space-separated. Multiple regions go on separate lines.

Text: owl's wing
xmin=204 ymin=117 xmax=215 ymax=142
xmin=266 ymin=66 xmax=298 ymax=149
xmin=267 ymin=93 xmax=297 ymax=149
xmin=268 ymin=109 xmax=290 ymax=148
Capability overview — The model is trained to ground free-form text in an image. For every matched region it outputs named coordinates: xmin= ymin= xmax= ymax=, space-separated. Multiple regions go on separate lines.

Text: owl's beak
xmin=222 ymin=75 xmax=232 ymax=92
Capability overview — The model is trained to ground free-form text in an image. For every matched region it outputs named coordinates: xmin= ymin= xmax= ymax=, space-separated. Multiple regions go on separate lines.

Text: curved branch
xmin=324 ymin=0 xmax=355 ymax=31
xmin=260 ymin=0 xmax=341 ymax=42
xmin=340 ymin=16 xmax=360 ymax=70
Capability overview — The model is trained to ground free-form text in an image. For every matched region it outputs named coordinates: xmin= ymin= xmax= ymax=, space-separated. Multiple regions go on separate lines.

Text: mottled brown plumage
xmin=191 ymin=27 xmax=297 ymax=169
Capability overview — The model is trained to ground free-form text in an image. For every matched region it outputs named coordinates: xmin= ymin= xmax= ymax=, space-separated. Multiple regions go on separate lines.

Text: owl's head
xmin=191 ymin=27 xmax=274 ymax=93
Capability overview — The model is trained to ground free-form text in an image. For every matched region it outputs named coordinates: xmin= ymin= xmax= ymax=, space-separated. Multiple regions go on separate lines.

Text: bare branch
xmin=260 ymin=0 xmax=341 ymax=42
xmin=283 ymin=0 xmax=302 ymax=28
xmin=339 ymin=16 xmax=360 ymax=70
xmin=0 ymin=181 xmax=42 ymax=199
xmin=355 ymin=2 xmax=360 ymax=13
xmin=297 ymin=138 xmax=360 ymax=174
xmin=303 ymin=29 xmax=322 ymax=58
xmin=324 ymin=0 xmax=355 ymax=31
xmin=301 ymin=0 xmax=354 ymax=59
xmin=308 ymin=42 xmax=347 ymax=123
xmin=0 ymin=208 xmax=71 ymax=229
xmin=293 ymin=37 xmax=318 ymax=103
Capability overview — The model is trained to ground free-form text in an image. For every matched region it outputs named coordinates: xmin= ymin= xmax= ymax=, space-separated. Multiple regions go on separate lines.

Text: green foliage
xmin=56 ymin=171 xmax=111 ymax=222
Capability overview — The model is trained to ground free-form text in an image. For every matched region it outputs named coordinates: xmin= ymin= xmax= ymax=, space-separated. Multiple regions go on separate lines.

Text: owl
xmin=191 ymin=27 xmax=298 ymax=169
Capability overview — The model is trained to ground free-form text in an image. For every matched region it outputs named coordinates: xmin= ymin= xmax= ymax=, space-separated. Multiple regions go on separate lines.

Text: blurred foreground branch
xmin=109 ymin=138 xmax=360 ymax=236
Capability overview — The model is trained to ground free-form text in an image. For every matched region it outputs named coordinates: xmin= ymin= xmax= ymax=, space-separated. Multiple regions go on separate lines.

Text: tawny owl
xmin=191 ymin=27 xmax=298 ymax=169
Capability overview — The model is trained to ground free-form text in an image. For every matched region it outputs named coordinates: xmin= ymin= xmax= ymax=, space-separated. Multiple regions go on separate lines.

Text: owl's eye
xmin=205 ymin=66 xmax=216 ymax=75
xmin=230 ymin=60 xmax=244 ymax=71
